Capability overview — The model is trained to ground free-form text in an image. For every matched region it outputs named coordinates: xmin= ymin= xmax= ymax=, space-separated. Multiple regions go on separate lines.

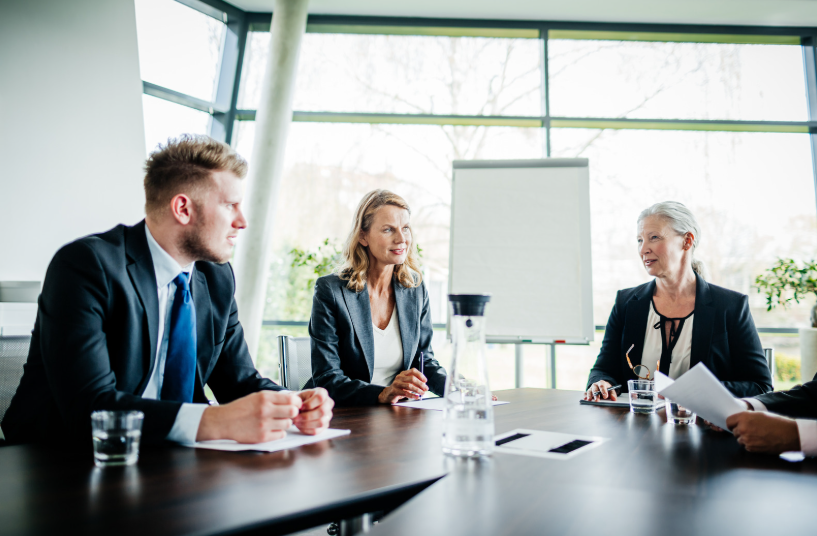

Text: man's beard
xmin=180 ymin=222 xmax=230 ymax=264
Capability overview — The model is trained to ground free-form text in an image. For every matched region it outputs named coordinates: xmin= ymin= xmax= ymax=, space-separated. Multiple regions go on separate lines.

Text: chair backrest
xmin=763 ymin=347 xmax=775 ymax=386
xmin=0 ymin=335 xmax=30 ymax=424
xmin=278 ymin=336 xmax=313 ymax=391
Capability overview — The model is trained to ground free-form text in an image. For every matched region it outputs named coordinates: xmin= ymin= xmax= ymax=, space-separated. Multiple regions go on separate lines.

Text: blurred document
xmin=655 ymin=363 xmax=746 ymax=431
xmin=183 ymin=427 xmax=350 ymax=452
xmin=580 ymin=397 xmax=665 ymax=409
xmin=395 ymin=397 xmax=509 ymax=410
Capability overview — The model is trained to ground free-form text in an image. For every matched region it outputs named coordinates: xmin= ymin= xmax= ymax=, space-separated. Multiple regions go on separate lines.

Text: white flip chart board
xmin=449 ymin=159 xmax=594 ymax=343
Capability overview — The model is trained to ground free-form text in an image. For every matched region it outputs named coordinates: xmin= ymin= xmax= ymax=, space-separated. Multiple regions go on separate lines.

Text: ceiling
xmin=226 ymin=0 xmax=817 ymax=28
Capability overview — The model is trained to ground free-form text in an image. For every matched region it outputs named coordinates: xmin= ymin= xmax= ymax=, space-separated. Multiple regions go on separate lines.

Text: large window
xmin=137 ymin=3 xmax=817 ymax=388
xmin=240 ymin=32 xmax=543 ymax=115
xmin=135 ymin=0 xmax=227 ymax=154
xmin=548 ymin=37 xmax=807 ymax=121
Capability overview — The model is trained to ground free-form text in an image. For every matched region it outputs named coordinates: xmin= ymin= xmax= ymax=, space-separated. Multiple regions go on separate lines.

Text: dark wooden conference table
xmin=2 ymin=389 xmax=816 ymax=536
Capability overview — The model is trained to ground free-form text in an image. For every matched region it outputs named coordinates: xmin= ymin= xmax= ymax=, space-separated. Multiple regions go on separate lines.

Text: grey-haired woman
xmin=584 ymin=201 xmax=772 ymax=401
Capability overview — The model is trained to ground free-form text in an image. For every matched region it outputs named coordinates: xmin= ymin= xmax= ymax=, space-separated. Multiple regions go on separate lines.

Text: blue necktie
xmin=161 ymin=272 xmax=196 ymax=403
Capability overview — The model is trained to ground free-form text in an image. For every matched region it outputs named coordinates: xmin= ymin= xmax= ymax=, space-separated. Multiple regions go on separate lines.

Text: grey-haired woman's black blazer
xmin=587 ymin=273 xmax=773 ymax=398
xmin=307 ymin=273 xmax=447 ymax=406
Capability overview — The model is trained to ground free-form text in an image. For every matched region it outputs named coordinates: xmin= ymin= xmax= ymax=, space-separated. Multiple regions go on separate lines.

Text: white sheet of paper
xmin=654 ymin=371 xmax=674 ymax=392
xmin=494 ymin=428 xmax=607 ymax=459
xmin=655 ymin=363 xmax=746 ymax=431
xmin=182 ymin=427 xmax=350 ymax=452
xmin=394 ymin=397 xmax=509 ymax=410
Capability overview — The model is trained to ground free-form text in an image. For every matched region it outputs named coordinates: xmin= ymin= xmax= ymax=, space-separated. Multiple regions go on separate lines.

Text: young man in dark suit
xmin=2 ymin=135 xmax=333 ymax=445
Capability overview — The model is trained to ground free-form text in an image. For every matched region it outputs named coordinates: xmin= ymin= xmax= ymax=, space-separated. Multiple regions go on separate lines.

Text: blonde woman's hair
xmin=638 ymin=201 xmax=707 ymax=280
xmin=337 ymin=190 xmax=423 ymax=292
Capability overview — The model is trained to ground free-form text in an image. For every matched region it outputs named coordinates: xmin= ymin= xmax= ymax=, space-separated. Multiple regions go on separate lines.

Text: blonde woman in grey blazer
xmin=308 ymin=190 xmax=447 ymax=406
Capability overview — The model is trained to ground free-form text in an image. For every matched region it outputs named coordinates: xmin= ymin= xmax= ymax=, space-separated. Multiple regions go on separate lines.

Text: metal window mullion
xmin=297 ymin=14 xmax=813 ymax=40
xmin=178 ymin=0 xmax=244 ymax=23
xmin=232 ymin=110 xmax=814 ymax=132
xmin=210 ymin=11 xmax=248 ymax=144
xmin=541 ymin=25 xmax=551 ymax=157
xmin=142 ymin=81 xmax=225 ymax=114
xmin=803 ymin=36 xmax=817 ymax=223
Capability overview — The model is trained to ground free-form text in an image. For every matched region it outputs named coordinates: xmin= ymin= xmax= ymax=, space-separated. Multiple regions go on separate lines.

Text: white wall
xmin=0 ymin=0 xmax=147 ymax=282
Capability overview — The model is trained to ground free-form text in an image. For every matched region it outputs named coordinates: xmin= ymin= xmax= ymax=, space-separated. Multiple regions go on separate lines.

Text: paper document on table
xmin=580 ymin=397 xmax=665 ymax=409
xmin=183 ymin=427 xmax=350 ymax=452
xmin=494 ymin=429 xmax=607 ymax=460
xmin=394 ymin=397 xmax=509 ymax=410
xmin=655 ymin=363 xmax=746 ymax=431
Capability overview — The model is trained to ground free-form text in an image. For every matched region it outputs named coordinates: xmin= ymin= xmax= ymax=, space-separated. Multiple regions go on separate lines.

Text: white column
xmin=233 ymin=0 xmax=309 ymax=359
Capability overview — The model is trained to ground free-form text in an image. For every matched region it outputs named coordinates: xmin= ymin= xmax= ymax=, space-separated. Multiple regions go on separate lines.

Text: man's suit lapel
xmin=341 ymin=284 xmax=375 ymax=380
xmin=690 ymin=272 xmax=714 ymax=368
xmin=125 ymin=220 xmax=159 ymax=394
xmin=622 ymin=280 xmax=655 ymax=368
xmin=394 ymin=280 xmax=417 ymax=370
xmin=191 ymin=269 xmax=214 ymax=391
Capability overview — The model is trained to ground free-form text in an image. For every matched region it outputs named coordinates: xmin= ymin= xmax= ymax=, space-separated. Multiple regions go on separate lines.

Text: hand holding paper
xmin=655 ymin=363 xmax=746 ymax=431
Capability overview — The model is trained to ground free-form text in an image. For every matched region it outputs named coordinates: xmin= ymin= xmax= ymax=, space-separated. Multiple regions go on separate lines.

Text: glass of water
xmin=666 ymin=399 xmax=696 ymax=425
xmin=627 ymin=379 xmax=658 ymax=414
xmin=91 ymin=410 xmax=144 ymax=467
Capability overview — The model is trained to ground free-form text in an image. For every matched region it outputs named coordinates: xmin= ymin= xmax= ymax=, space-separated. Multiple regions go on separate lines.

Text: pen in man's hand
xmin=593 ymin=384 xmax=622 ymax=398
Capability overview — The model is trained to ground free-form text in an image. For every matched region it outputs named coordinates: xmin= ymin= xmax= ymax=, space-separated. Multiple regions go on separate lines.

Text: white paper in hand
xmin=655 ymin=363 xmax=746 ymax=431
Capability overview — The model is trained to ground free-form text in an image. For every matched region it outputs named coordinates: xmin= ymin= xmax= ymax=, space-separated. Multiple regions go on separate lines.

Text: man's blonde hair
xmin=144 ymin=134 xmax=248 ymax=216
xmin=338 ymin=190 xmax=423 ymax=292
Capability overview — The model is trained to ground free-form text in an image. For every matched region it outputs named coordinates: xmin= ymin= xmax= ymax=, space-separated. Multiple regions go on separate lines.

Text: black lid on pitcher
xmin=448 ymin=294 xmax=491 ymax=316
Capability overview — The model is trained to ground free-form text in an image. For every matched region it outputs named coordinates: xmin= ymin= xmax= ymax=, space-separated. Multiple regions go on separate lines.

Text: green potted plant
xmin=755 ymin=258 xmax=817 ymax=383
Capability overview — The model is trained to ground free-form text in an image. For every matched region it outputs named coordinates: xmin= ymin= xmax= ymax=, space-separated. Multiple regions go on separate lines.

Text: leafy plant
xmin=774 ymin=353 xmax=801 ymax=383
xmin=754 ymin=258 xmax=817 ymax=327
xmin=289 ymin=238 xmax=344 ymax=293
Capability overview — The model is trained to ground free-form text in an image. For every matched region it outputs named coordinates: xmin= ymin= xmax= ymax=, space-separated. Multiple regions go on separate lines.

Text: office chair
xmin=0 ymin=335 xmax=30 ymax=426
xmin=763 ymin=347 xmax=775 ymax=387
xmin=278 ymin=336 xmax=313 ymax=390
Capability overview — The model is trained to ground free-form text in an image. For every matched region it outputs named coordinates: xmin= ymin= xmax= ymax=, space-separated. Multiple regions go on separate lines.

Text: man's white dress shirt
xmin=144 ymin=225 xmax=208 ymax=443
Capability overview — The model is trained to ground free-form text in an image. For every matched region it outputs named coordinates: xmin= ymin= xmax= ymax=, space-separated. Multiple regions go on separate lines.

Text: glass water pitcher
xmin=442 ymin=294 xmax=494 ymax=457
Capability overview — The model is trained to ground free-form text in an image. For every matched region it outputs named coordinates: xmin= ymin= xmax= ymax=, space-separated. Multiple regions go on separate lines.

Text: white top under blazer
xmin=371 ymin=306 xmax=404 ymax=386
xmin=641 ymin=300 xmax=694 ymax=380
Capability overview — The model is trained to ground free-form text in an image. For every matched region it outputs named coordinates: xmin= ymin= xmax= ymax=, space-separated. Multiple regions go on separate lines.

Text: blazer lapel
xmin=690 ymin=272 xmax=714 ymax=368
xmin=125 ymin=220 xmax=159 ymax=394
xmin=622 ymin=280 xmax=655 ymax=368
xmin=191 ymin=269 xmax=214 ymax=387
xmin=394 ymin=280 xmax=418 ymax=370
xmin=341 ymin=284 xmax=375 ymax=380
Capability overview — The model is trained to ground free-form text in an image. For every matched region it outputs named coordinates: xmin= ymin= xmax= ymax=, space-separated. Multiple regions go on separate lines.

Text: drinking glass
xmin=627 ymin=379 xmax=658 ymax=414
xmin=91 ymin=410 xmax=144 ymax=467
xmin=666 ymin=399 xmax=696 ymax=425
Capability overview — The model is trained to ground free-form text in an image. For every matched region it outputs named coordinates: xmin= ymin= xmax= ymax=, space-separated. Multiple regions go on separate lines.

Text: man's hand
xmin=196 ymin=391 xmax=302 ymax=443
xmin=379 ymin=369 xmax=428 ymax=404
xmin=292 ymin=388 xmax=334 ymax=435
xmin=726 ymin=412 xmax=801 ymax=454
